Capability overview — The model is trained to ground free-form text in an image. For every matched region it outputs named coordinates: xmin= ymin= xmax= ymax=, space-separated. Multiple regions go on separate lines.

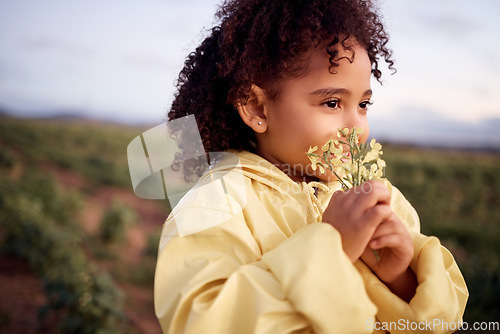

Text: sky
xmin=0 ymin=0 xmax=499 ymax=148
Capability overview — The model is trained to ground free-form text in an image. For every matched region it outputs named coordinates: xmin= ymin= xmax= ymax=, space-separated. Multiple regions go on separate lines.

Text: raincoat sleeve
xmin=155 ymin=213 xmax=377 ymax=334
xmin=354 ymin=182 xmax=469 ymax=334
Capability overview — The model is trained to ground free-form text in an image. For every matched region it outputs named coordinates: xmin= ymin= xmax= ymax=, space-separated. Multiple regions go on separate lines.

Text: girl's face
xmin=256 ymin=40 xmax=373 ymax=183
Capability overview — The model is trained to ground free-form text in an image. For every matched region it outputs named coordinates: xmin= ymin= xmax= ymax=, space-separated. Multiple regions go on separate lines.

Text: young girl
xmin=154 ymin=0 xmax=468 ymax=333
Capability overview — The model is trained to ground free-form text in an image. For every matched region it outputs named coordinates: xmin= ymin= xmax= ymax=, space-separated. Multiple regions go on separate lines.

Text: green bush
xmin=111 ymin=231 xmax=161 ymax=286
xmin=99 ymin=201 xmax=137 ymax=244
xmin=143 ymin=230 xmax=162 ymax=259
xmin=0 ymin=147 xmax=15 ymax=168
xmin=16 ymin=173 xmax=83 ymax=229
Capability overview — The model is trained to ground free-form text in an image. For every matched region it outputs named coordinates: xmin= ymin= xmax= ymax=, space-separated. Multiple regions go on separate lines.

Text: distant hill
xmin=2 ymin=104 xmax=499 ymax=151
xmin=0 ymin=106 xmax=158 ymax=128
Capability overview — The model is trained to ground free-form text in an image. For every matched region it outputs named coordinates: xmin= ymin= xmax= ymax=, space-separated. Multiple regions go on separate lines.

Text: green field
xmin=0 ymin=115 xmax=498 ymax=332
xmin=383 ymin=144 xmax=500 ymax=324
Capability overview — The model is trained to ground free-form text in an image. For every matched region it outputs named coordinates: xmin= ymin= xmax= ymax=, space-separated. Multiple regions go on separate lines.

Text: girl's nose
xmin=342 ymin=110 xmax=363 ymax=130
xmin=340 ymin=108 xmax=369 ymax=141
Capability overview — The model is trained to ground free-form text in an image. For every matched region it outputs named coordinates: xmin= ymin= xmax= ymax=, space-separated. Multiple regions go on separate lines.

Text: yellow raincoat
xmin=155 ymin=151 xmax=468 ymax=333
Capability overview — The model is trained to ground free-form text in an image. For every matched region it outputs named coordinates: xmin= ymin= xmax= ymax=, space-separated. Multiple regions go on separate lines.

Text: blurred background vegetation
xmin=0 ymin=115 xmax=167 ymax=333
xmin=383 ymin=145 xmax=500 ymax=324
xmin=0 ymin=114 xmax=498 ymax=332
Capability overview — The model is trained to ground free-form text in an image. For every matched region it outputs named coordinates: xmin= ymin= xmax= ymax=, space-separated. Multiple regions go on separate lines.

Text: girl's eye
xmin=323 ymin=100 xmax=339 ymax=109
xmin=359 ymin=100 xmax=373 ymax=109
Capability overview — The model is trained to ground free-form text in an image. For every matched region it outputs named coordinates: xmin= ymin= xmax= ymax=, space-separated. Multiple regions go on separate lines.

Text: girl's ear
xmin=235 ymin=84 xmax=268 ymax=133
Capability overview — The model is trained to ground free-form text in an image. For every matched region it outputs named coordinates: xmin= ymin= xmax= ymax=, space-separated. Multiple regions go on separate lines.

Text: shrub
xmin=99 ymin=201 xmax=137 ymax=244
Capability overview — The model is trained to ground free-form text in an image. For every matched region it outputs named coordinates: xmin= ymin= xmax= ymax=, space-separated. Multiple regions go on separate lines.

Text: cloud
xmin=19 ymin=37 xmax=95 ymax=59
xmin=122 ymin=54 xmax=171 ymax=72
xmin=416 ymin=12 xmax=480 ymax=39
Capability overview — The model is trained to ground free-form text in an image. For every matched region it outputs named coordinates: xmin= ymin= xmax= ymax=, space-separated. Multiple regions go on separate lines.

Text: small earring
xmin=258 ymin=121 xmax=262 ymax=125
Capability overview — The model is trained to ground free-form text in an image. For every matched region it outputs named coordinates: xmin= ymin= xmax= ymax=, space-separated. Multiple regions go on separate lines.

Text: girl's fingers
xmin=370 ymin=233 xmax=401 ymax=249
xmin=363 ymin=203 xmax=392 ymax=227
xmin=336 ymin=180 xmax=388 ymax=209
xmin=369 ymin=232 xmax=412 ymax=255
xmin=369 ymin=213 xmax=406 ymax=238
xmin=369 ymin=215 xmax=411 ymax=249
xmin=354 ymin=180 xmax=391 ymax=208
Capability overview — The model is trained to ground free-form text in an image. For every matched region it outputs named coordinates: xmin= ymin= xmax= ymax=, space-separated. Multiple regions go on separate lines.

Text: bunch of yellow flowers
xmin=306 ymin=127 xmax=386 ymax=190
xmin=306 ymin=127 xmax=386 ymax=260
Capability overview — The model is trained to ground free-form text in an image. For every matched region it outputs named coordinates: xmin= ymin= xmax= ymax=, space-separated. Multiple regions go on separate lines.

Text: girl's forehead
xmin=293 ymin=37 xmax=364 ymax=72
xmin=258 ymin=37 xmax=370 ymax=99
xmin=278 ymin=44 xmax=371 ymax=95
xmin=304 ymin=41 xmax=369 ymax=76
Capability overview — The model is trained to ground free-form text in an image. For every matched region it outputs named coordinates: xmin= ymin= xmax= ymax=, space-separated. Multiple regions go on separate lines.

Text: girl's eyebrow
xmin=309 ymin=88 xmax=372 ymax=97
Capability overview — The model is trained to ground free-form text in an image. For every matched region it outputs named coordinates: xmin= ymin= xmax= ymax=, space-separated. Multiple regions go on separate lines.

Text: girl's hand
xmin=360 ymin=213 xmax=414 ymax=283
xmin=322 ymin=180 xmax=392 ymax=262
xmin=360 ymin=213 xmax=417 ymax=302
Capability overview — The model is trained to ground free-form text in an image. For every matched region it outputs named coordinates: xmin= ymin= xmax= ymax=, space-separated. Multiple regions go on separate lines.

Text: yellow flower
xmin=377 ymin=158 xmax=386 ymax=168
xmin=321 ymin=140 xmax=332 ymax=152
xmin=360 ymin=165 xmax=370 ymax=180
xmin=352 ymin=127 xmax=364 ymax=136
xmin=339 ymin=127 xmax=350 ymax=137
xmin=330 ymin=144 xmax=343 ymax=159
xmin=308 ymin=156 xmax=319 ymax=171
xmin=306 ymin=127 xmax=386 ymax=189
xmin=361 ymin=139 xmax=380 ymax=163
xmin=307 ymin=146 xmax=318 ymax=154
xmin=371 ymin=138 xmax=382 ymax=150
xmin=374 ymin=158 xmax=386 ymax=178
xmin=318 ymin=164 xmax=325 ymax=174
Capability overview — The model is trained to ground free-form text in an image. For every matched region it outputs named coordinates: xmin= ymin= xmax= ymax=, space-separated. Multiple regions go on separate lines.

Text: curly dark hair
xmin=168 ymin=0 xmax=394 ymax=156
